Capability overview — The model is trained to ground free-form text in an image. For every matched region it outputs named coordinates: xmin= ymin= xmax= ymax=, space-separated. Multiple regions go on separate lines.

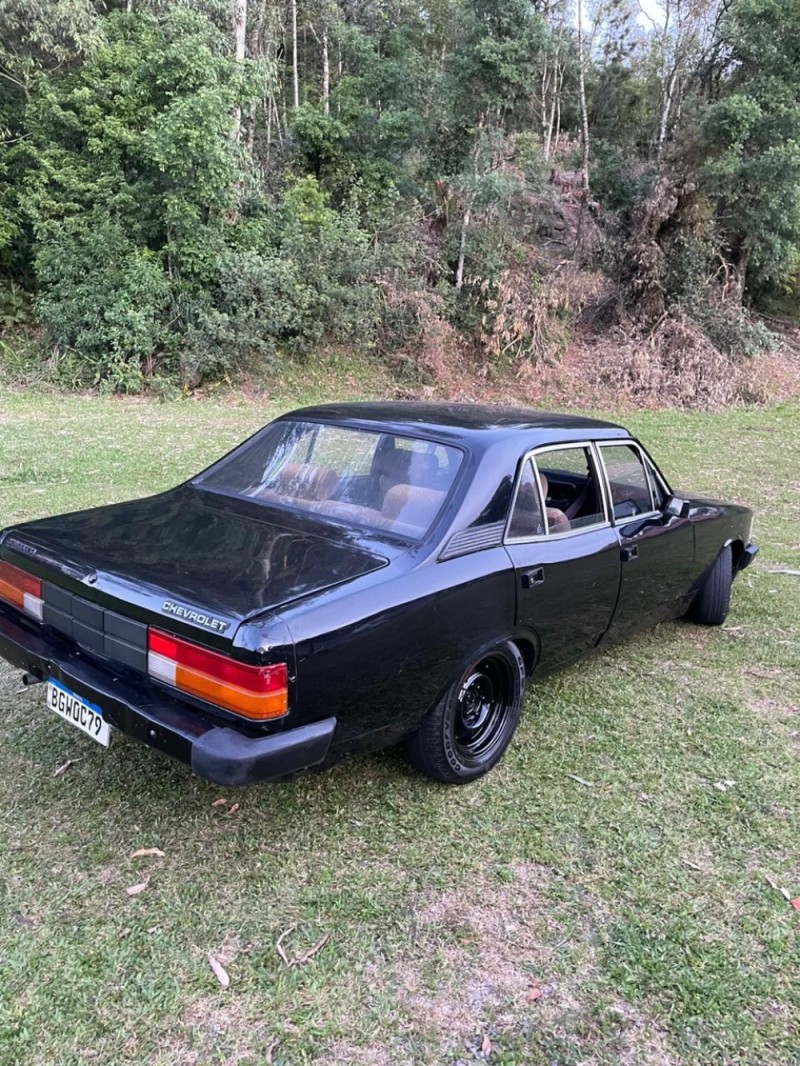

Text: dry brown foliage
xmin=478 ymin=258 xmax=606 ymax=370
xmin=524 ymin=309 xmax=800 ymax=411
xmin=378 ymin=281 xmax=466 ymax=393
xmin=621 ymin=174 xmax=697 ymax=319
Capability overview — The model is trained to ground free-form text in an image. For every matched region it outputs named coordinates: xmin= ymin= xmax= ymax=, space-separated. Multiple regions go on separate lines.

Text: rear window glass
xmin=195 ymin=421 xmax=463 ymax=539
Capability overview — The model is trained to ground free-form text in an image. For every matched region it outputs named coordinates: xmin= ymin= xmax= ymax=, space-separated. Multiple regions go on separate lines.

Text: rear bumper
xmin=0 ymin=609 xmax=335 ymax=786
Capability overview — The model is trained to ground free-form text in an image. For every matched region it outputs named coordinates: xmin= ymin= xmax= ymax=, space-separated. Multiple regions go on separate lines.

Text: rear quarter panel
xmin=255 ymin=547 xmax=517 ymax=758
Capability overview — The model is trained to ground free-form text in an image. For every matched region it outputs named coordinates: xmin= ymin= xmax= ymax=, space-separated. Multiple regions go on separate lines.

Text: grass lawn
xmin=0 ymin=392 xmax=798 ymax=1066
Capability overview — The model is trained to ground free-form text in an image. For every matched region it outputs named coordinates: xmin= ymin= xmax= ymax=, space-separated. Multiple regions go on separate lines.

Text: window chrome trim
xmin=504 ymin=441 xmax=612 ymax=545
xmin=596 ymin=439 xmax=668 ymax=526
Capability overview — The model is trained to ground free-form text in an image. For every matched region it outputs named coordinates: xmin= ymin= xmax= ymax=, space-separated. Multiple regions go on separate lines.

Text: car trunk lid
xmin=0 ymin=487 xmax=388 ymax=648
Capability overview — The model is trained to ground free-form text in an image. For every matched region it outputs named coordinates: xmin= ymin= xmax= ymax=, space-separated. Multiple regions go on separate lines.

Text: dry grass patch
xmin=397 ymin=862 xmax=559 ymax=1042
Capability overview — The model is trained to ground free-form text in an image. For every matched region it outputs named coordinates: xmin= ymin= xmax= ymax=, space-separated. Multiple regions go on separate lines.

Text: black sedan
xmin=0 ymin=403 xmax=757 ymax=786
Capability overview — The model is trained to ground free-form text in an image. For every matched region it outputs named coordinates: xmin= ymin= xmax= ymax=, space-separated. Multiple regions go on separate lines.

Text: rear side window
xmin=508 ymin=460 xmax=545 ymax=538
xmin=599 ymin=444 xmax=658 ymax=517
xmin=536 ymin=445 xmax=606 ymax=532
xmin=507 ymin=444 xmax=607 ymax=539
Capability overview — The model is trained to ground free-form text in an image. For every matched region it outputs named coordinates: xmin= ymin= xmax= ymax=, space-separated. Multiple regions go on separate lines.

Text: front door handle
xmin=521 ymin=567 xmax=545 ymax=588
xmin=621 ymin=545 xmax=639 ymax=562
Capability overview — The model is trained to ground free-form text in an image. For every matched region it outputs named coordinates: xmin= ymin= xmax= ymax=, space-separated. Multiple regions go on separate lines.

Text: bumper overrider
xmin=738 ymin=542 xmax=758 ymax=572
xmin=0 ymin=609 xmax=335 ymax=786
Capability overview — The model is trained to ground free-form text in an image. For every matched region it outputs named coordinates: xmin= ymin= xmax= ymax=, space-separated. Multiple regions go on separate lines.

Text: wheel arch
xmin=726 ymin=537 xmax=745 ymax=572
xmin=513 ymin=634 xmax=538 ymax=676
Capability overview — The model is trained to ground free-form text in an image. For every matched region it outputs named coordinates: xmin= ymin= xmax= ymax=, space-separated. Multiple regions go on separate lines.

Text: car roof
xmin=280 ymin=401 xmax=629 ymax=445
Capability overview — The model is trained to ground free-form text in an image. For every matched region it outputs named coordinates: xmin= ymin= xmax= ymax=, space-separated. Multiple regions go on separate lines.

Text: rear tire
xmin=688 ymin=544 xmax=732 ymax=626
xmin=405 ymin=641 xmax=526 ymax=784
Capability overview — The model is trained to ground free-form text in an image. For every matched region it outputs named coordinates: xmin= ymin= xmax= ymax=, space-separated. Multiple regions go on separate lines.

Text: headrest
xmin=375 ymin=448 xmax=412 ymax=490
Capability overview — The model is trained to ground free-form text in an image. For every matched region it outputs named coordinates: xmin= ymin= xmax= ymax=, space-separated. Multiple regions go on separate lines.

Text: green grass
xmin=0 ymin=394 xmax=798 ymax=1066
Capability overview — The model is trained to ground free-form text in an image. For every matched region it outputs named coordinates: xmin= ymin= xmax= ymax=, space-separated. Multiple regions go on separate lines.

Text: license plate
xmin=46 ymin=679 xmax=111 ymax=748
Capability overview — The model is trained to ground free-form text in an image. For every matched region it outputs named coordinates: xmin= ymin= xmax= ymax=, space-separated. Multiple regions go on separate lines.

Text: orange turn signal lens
xmin=147 ymin=628 xmax=288 ymax=720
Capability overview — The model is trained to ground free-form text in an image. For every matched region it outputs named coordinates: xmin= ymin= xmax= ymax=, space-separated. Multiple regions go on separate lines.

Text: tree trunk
xmin=656 ymin=63 xmax=679 ymax=158
xmin=575 ymin=0 xmax=590 ymax=252
xmin=540 ymin=55 xmax=549 ymax=152
xmin=292 ymin=0 xmax=300 ymax=109
xmin=543 ymin=57 xmax=560 ymax=161
xmin=310 ymin=21 xmax=331 ymax=115
xmin=455 ymin=203 xmax=472 ymax=292
xmin=576 ymin=0 xmax=590 ymax=197
xmin=322 ymin=30 xmax=330 ymax=114
xmin=728 ymin=241 xmax=751 ymax=305
xmin=231 ymin=0 xmax=247 ymax=140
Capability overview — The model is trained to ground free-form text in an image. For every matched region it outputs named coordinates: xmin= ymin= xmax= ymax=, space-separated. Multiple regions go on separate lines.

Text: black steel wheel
xmin=688 ymin=544 xmax=732 ymax=626
xmin=405 ymin=640 xmax=526 ymax=784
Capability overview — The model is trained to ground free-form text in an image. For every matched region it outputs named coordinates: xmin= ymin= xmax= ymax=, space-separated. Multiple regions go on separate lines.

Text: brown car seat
xmin=382 ymin=484 xmax=446 ymax=533
xmin=538 ymin=471 xmax=570 ymax=534
xmin=270 ymin=462 xmax=338 ymax=501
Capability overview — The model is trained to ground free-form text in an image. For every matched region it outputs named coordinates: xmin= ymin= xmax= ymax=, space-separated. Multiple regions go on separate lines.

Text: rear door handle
xmin=521 ymin=567 xmax=545 ymax=588
xmin=621 ymin=545 xmax=639 ymax=562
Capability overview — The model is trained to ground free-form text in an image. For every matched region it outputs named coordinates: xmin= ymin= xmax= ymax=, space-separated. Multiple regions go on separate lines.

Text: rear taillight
xmin=147 ymin=628 xmax=288 ymax=720
xmin=0 ymin=561 xmax=43 ymax=621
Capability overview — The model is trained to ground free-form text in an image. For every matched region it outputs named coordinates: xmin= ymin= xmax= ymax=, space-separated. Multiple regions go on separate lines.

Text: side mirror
xmin=664 ymin=495 xmax=691 ymax=518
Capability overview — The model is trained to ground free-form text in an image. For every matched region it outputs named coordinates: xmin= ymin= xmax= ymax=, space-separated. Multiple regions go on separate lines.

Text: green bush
xmin=35 ymin=220 xmax=170 ymax=391
xmin=513 ymin=132 xmax=549 ymax=187
xmin=178 ymin=249 xmax=321 ymax=386
xmin=665 ymin=234 xmax=775 ymax=359
xmin=591 ymin=139 xmax=652 ymax=214
xmin=276 ymin=177 xmax=380 ymax=347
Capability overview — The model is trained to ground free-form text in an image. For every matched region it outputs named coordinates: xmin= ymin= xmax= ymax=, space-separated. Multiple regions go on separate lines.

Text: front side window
xmin=195 ymin=421 xmax=463 ymax=539
xmin=508 ymin=444 xmax=607 ymax=539
xmin=599 ymin=443 xmax=658 ymax=518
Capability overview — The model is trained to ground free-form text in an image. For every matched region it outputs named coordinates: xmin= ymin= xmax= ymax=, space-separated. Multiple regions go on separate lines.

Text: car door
xmin=504 ymin=444 xmax=621 ymax=673
xmin=597 ymin=441 xmax=695 ymax=642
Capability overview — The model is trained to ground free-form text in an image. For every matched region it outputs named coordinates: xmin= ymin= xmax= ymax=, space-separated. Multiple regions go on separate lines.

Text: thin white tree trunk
xmin=322 ymin=30 xmax=330 ymax=114
xmin=231 ymin=0 xmax=247 ymax=140
xmin=309 ymin=21 xmax=331 ymax=115
xmin=575 ymin=0 xmax=590 ymax=252
xmin=544 ymin=57 xmax=560 ymax=160
xmin=576 ymin=0 xmax=590 ymax=197
xmin=292 ymin=0 xmax=299 ymax=109
xmin=540 ymin=55 xmax=549 ymax=150
xmin=657 ymin=64 xmax=679 ymax=157
xmin=455 ymin=203 xmax=471 ymax=292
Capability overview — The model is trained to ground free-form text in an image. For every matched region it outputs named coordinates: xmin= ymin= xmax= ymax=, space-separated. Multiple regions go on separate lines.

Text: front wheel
xmin=405 ymin=641 xmax=526 ymax=784
xmin=688 ymin=544 xmax=732 ymax=626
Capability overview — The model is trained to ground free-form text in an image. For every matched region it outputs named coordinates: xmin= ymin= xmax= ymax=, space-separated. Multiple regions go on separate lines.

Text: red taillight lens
xmin=0 ymin=561 xmax=43 ymax=621
xmin=147 ymin=628 xmax=288 ymax=720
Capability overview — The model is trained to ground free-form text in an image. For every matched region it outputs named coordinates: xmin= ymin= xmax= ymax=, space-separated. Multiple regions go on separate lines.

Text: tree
xmin=700 ymin=0 xmax=800 ymax=298
xmin=20 ymin=8 xmax=242 ymax=382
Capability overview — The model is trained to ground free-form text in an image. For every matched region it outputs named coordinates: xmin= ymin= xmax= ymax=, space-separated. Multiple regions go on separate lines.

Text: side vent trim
xmin=439 ymin=521 xmax=506 ymax=561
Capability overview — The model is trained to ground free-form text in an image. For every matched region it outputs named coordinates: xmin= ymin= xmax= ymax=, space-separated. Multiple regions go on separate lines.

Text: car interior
xmin=258 ymin=434 xmax=455 ymax=537
xmin=508 ymin=439 xmax=671 ymax=540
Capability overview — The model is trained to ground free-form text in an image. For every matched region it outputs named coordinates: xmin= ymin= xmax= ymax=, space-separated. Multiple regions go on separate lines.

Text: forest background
xmin=1 ymin=0 xmax=800 ymax=408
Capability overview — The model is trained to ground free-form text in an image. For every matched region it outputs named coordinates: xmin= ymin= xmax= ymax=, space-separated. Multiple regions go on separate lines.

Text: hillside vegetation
xmin=2 ymin=0 xmax=800 ymax=405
